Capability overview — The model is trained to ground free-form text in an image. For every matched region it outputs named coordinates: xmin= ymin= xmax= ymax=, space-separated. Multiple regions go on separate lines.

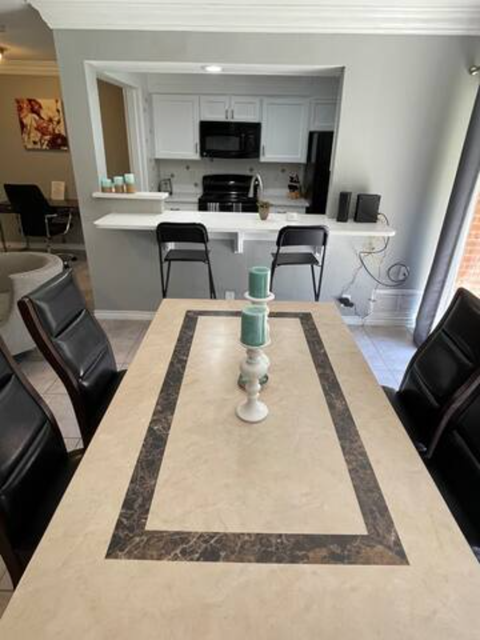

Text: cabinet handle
xmin=225 ymin=108 xmax=229 ymax=120
xmin=262 ymin=145 xmax=265 ymax=157
xmin=231 ymin=108 xmax=234 ymax=120
xmin=195 ymin=142 xmax=199 ymax=154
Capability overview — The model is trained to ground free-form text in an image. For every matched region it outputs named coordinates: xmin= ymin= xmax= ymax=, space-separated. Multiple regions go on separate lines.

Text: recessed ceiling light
xmin=203 ymin=64 xmax=223 ymax=74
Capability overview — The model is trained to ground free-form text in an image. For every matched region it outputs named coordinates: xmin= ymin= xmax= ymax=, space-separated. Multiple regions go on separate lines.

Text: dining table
xmin=0 ymin=299 xmax=479 ymax=639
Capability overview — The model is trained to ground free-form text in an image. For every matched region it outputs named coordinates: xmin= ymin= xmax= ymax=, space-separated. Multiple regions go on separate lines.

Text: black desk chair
xmin=156 ymin=222 xmax=216 ymax=299
xmin=270 ymin=226 xmax=328 ymax=302
xmin=0 ymin=336 xmax=82 ymax=587
xmin=4 ymin=184 xmax=75 ymax=261
xmin=18 ymin=269 xmax=126 ymax=449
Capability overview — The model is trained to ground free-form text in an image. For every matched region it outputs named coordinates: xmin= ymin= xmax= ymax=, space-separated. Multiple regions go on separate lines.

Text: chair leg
xmin=206 ymin=258 xmax=217 ymax=299
xmin=165 ymin=261 xmax=172 ymax=298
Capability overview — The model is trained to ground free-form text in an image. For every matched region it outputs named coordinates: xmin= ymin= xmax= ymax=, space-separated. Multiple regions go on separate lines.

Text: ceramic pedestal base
xmin=236 ymin=342 xmax=270 ymax=423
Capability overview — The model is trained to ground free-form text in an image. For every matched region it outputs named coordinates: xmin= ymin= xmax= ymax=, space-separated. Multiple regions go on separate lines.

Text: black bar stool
xmin=270 ymin=226 xmax=329 ymax=302
xmin=156 ymin=222 xmax=217 ymax=299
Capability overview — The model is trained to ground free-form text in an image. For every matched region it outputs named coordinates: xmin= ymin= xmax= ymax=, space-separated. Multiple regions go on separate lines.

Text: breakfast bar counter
xmin=94 ymin=210 xmax=395 ymax=253
xmin=1 ymin=300 xmax=478 ymax=639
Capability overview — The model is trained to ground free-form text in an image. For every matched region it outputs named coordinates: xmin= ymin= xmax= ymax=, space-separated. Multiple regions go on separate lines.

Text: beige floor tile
xmin=43 ymin=393 xmax=80 ymax=439
xmin=0 ymin=592 xmax=12 ymax=618
xmin=0 ymin=569 xmax=13 ymax=592
xmin=17 ymin=359 xmax=58 ymax=394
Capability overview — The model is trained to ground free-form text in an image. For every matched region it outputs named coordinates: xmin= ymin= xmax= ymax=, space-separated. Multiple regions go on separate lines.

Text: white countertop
xmin=92 ymin=191 xmax=170 ymax=201
xmin=94 ymin=210 xmax=395 ymax=238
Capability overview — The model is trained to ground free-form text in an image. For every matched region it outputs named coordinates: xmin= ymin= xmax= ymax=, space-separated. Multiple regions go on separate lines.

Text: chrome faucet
xmin=248 ymin=173 xmax=264 ymax=201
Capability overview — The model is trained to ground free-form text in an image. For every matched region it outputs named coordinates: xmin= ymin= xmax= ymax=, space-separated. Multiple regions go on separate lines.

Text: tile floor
xmin=0 ymin=315 xmax=415 ymax=617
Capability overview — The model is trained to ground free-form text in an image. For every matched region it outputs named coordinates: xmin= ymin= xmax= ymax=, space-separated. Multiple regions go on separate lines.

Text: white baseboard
xmin=94 ymin=309 xmax=155 ymax=321
xmin=341 ymin=288 xmax=422 ymax=328
xmin=3 ymin=241 xmax=86 ymax=252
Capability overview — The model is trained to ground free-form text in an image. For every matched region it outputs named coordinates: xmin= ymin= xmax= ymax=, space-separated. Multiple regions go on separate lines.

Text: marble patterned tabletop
xmin=1 ymin=300 xmax=479 ymax=639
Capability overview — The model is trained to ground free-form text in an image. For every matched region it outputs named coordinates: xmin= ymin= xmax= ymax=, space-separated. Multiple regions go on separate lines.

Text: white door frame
xmin=84 ymin=63 xmax=149 ymax=190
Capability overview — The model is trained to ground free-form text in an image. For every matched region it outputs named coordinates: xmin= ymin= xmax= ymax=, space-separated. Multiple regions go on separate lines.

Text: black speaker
xmin=354 ymin=194 xmax=381 ymax=223
xmin=337 ymin=191 xmax=351 ymax=222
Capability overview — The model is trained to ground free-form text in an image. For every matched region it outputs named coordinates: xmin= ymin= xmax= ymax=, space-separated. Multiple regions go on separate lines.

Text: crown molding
xmin=0 ymin=60 xmax=59 ymax=76
xmin=29 ymin=1 xmax=480 ymax=35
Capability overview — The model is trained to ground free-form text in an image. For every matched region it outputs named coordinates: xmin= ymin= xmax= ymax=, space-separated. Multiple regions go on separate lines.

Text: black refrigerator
xmin=304 ymin=131 xmax=334 ymax=214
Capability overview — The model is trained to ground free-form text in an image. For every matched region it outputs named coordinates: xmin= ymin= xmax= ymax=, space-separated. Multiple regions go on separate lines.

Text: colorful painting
xmin=15 ymin=98 xmax=69 ymax=150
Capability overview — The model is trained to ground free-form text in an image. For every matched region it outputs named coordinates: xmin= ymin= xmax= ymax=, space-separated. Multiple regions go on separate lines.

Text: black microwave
xmin=200 ymin=121 xmax=261 ymax=159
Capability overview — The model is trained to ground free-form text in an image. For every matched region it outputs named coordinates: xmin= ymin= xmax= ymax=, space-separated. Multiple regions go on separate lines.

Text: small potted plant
xmin=257 ymin=200 xmax=271 ymax=221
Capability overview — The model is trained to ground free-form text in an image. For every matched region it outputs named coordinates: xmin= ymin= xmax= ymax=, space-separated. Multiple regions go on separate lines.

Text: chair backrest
xmin=4 ymin=184 xmax=52 ymax=237
xmin=0 ymin=336 xmax=67 ymax=586
xmin=276 ymin=225 xmax=329 ymax=249
xmin=156 ymin=222 xmax=209 ymax=247
xmin=18 ymin=269 xmax=119 ymax=447
xmin=399 ymin=288 xmax=480 ymax=435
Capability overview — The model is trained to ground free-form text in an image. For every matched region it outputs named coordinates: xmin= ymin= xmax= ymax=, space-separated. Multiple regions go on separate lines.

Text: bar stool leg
xmin=164 ymin=261 xmax=172 ymax=298
xmin=310 ymin=264 xmax=320 ymax=302
xmin=206 ymin=258 xmax=217 ymax=299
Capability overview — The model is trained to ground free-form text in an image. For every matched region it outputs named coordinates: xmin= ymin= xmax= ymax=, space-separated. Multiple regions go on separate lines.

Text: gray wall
xmin=53 ymin=31 xmax=480 ymax=314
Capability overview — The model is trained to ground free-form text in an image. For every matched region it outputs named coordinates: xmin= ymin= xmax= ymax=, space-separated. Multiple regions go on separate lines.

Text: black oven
xmin=200 ymin=121 xmax=261 ymax=159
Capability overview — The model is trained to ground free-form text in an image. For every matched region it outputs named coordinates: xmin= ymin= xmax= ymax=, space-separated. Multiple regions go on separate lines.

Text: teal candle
xmin=124 ymin=173 xmax=135 ymax=184
xmin=241 ymin=306 xmax=267 ymax=347
xmin=249 ymin=266 xmax=270 ymax=299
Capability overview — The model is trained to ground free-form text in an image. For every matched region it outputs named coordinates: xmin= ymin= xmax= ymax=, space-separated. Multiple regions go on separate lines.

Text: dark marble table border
xmin=106 ymin=310 xmax=408 ymax=566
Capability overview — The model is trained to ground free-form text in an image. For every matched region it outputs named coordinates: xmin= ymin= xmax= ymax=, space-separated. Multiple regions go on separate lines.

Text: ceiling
xmin=29 ymin=0 xmax=480 ymax=35
xmin=0 ymin=0 xmax=55 ymax=60
xmin=0 ymin=0 xmax=479 ymax=68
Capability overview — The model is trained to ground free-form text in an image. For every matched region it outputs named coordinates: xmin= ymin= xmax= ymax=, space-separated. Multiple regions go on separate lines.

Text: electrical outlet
xmin=225 ymin=291 xmax=235 ymax=300
xmin=363 ymin=238 xmax=376 ymax=252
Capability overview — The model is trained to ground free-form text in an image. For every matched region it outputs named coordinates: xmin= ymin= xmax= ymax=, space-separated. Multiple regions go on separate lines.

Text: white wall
xmin=52 ymin=30 xmax=480 ymax=315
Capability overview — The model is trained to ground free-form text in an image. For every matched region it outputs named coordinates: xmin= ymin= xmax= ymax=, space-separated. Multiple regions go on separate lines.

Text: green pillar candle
xmin=249 ymin=266 xmax=270 ymax=299
xmin=241 ymin=306 xmax=267 ymax=347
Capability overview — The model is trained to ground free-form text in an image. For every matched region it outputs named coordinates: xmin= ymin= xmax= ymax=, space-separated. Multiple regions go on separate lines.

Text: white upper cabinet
xmin=200 ymin=95 xmax=261 ymax=122
xmin=200 ymin=95 xmax=230 ymax=121
xmin=230 ymin=96 xmax=261 ymax=122
xmin=152 ymin=95 xmax=200 ymax=159
xmin=310 ymin=99 xmax=337 ymax=131
xmin=261 ymin=97 xmax=309 ymax=163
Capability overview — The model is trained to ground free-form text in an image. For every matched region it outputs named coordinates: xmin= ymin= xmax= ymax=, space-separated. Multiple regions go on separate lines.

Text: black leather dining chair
xmin=0 ymin=336 xmax=82 ymax=587
xmin=384 ymin=288 xmax=480 ymax=456
xmin=4 ymin=184 xmax=75 ymax=261
xmin=270 ymin=226 xmax=328 ymax=302
xmin=18 ymin=269 xmax=126 ymax=449
xmin=156 ymin=222 xmax=216 ymax=299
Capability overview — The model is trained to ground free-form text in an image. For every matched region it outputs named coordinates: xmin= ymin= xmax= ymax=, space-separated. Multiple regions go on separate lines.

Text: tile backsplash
xmin=156 ymin=159 xmax=305 ymax=195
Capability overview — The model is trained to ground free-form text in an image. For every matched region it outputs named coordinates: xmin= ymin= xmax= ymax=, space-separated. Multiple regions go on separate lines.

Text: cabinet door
xmin=230 ymin=96 xmax=261 ymax=122
xmin=152 ymin=95 xmax=199 ymax=159
xmin=310 ymin=99 xmax=336 ymax=131
xmin=200 ymin=95 xmax=230 ymax=121
xmin=261 ymin=98 xmax=309 ymax=163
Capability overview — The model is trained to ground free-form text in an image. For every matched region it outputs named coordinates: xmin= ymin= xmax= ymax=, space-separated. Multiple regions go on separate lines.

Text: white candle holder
xmin=237 ymin=292 xmax=274 ymax=390
xmin=236 ymin=341 xmax=270 ymax=423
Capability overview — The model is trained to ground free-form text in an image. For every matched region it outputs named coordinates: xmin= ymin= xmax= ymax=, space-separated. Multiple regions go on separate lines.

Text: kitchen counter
xmin=94 ymin=210 xmax=395 ymax=254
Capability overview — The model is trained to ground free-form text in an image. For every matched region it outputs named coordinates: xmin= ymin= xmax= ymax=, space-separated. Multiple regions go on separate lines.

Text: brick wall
xmin=456 ymin=195 xmax=480 ymax=296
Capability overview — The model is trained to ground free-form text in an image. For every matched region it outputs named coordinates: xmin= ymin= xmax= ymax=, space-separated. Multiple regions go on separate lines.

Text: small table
xmin=0 ymin=300 xmax=478 ymax=639
xmin=0 ymin=199 xmax=79 ymax=251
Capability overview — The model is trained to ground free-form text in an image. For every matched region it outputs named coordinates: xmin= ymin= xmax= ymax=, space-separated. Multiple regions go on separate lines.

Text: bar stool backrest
xmin=156 ymin=222 xmax=209 ymax=246
xmin=276 ymin=225 xmax=328 ymax=249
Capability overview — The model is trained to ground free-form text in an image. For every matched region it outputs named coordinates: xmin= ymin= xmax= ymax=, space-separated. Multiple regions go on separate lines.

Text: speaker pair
xmin=336 ymin=192 xmax=381 ymax=223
